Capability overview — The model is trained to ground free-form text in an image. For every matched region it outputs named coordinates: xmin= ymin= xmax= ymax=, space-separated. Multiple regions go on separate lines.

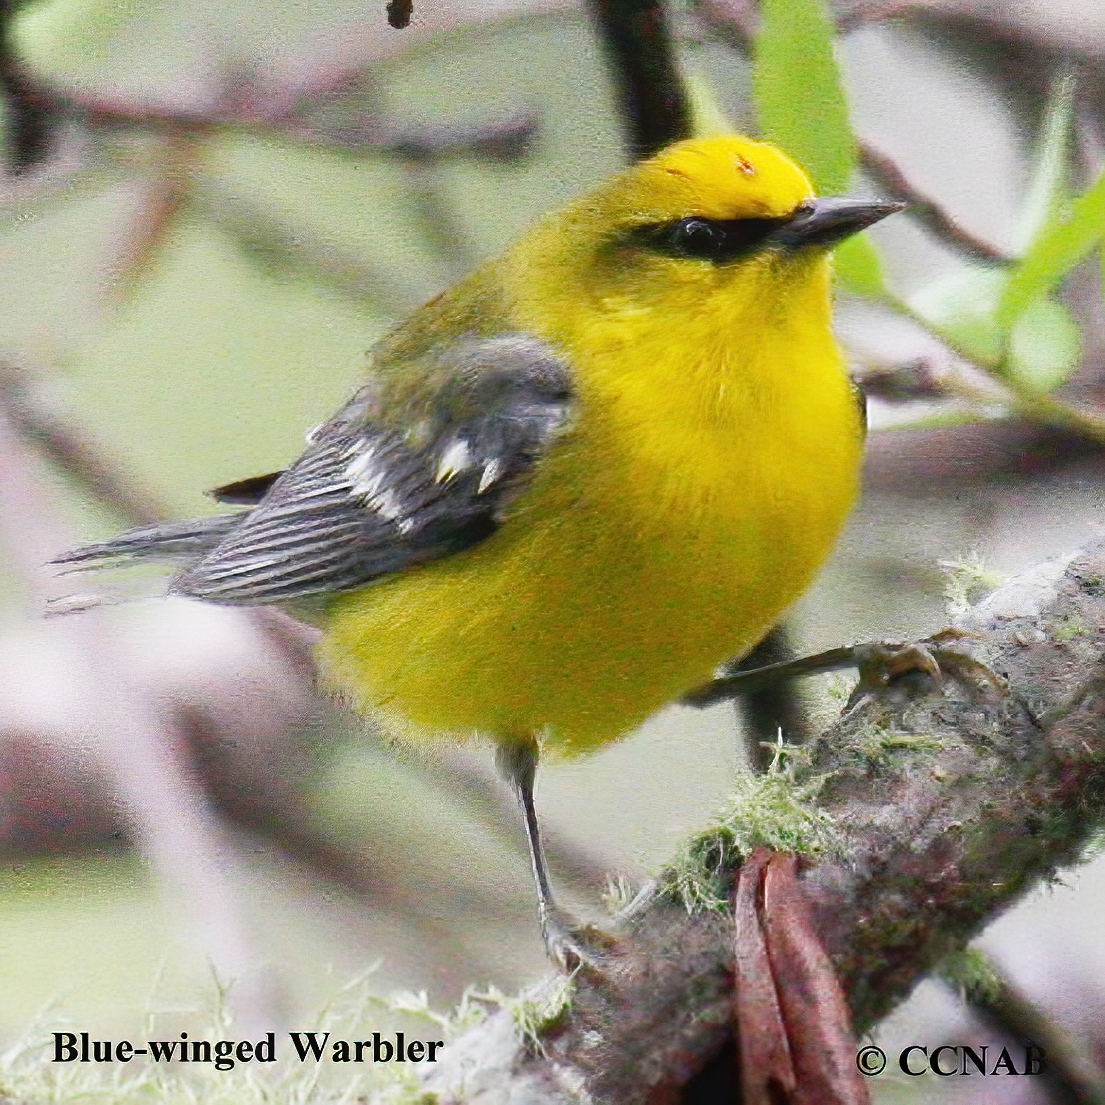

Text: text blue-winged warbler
xmin=56 ymin=135 xmax=901 ymax=959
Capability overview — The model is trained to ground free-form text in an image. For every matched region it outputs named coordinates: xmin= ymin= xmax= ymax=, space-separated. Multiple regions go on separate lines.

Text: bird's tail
xmin=47 ymin=514 xmax=243 ymax=614
xmin=52 ymin=514 xmax=243 ymax=569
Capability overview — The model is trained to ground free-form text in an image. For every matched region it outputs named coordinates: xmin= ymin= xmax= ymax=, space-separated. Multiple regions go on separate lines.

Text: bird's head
xmin=509 ymin=135 xmax=901 ymax=347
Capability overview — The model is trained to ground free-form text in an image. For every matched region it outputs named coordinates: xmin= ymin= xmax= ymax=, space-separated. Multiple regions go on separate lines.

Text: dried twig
xmin=10 ymin=71 xmax=540 ymax=164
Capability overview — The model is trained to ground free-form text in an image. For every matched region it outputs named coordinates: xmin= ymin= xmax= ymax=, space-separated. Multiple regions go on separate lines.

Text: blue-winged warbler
xmin=56 ymin=135 xmax=900 ymax=959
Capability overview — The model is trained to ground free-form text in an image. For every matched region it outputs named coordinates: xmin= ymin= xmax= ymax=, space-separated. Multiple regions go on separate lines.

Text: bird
xmin=53 ymin=134 xmax=902 ymax=964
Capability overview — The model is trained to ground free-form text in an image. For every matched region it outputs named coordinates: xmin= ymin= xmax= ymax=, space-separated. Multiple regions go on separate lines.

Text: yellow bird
xmin=56 ymin=135 xmax=900 ymax=962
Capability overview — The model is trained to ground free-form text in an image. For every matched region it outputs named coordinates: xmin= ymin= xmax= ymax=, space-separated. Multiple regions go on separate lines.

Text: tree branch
xmin=409 ymin=544 xmax=1105 ymax=1104
xmin=0 ymin=358 xmax=167 ymax=526
xmin=586 ymin=0 xmax=693 ymax=159
xmin=856 ymin=141 xmax=1014 ymax=266
xmin=0 ymin=0 xmax=55 ymax=173
xmin=943 ymin=954 xmax=1105 ymax=1103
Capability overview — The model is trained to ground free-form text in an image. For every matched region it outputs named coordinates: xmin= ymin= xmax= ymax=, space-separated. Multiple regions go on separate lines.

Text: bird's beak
xmin=767 ymin=198 xmax=906 ymax=251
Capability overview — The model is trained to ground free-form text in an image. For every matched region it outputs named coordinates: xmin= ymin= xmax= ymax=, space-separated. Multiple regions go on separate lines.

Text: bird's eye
xmin=667 ymin=217 xmax=724 ymax=259
xmin=636 ymin=215 xmax=789 ymax=263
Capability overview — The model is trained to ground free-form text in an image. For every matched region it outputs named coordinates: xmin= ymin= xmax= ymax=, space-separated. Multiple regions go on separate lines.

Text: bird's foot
xmin=850 ymin=628 xmax=1007 ymax=703
xmin=541 ymin=908 xmax=617 ymax=973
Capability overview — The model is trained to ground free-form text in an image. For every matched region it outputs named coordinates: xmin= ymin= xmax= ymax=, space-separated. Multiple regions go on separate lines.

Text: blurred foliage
xmin=1000 ymin=168 xmax=1105 ymax=331
xmin=753 ymin=0 xmax=855 ymax=194
xmin=751 ymin=0 xmax=1105 ymax=434
xmin=0 ymin=8 xmax=623 ymax=543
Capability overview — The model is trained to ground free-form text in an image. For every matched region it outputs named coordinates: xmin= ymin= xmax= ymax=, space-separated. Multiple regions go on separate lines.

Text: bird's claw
xmin=852 ymin=628 xmax=1007 ymax=701
xmin=541 ymin=911 xmax=616 ymax=973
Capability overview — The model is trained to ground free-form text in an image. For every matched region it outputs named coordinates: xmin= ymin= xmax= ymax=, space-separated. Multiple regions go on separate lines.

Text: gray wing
xmin=57 ymin=335 xmax=573 ymax=605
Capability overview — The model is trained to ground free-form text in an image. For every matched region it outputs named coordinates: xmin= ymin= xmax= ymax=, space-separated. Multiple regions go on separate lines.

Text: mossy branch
xmin=407 ymin=543 xmax=1105 ymax=1104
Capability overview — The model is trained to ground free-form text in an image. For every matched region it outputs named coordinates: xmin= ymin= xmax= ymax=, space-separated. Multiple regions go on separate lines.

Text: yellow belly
xmin=319 ymin=360 xmax=861 ymax=755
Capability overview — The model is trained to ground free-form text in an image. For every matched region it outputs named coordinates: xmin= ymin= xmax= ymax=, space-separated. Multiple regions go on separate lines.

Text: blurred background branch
xmin=586 ymin=0 xmax=691 ymax=156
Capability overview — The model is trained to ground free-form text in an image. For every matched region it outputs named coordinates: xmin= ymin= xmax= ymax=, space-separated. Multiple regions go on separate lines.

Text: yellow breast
xmin=320 ymin=258 xmax=862 ymax=754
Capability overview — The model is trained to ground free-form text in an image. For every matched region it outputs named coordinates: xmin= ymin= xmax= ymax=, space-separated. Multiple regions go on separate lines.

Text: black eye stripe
xmin=633 ymin=214 xmax=793 ymax=262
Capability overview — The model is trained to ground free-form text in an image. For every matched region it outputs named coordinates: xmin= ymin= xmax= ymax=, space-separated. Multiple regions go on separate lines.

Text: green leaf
xmin=998 ymin=166 xmax=1105 ymax=329
xmin=909 ymin=267 xmax=1006 ymax=365
xmin=1015 ymin=68 xmax=1075 ymax=252
xmin=684 ymin=69 xmax=736 ymax=138
xmin=1007 ymin=297 xmax=1080 ymax=397
xmin=910 ymin=266 xmax=1081 ymax=394
xmin=752 ymin=0 xmax=855 ymax=194
xmin=833 ymin=235 xmax=886 ymax=298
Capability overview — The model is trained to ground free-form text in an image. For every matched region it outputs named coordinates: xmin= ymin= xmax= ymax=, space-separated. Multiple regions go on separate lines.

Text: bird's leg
xmin=684 ymin=629 xmax=1006 ymax=711
xmin=724 ymin=625 xmax=818 ymax=772
xmin=496 ymin=735 xmax=558 ymax=937
xmin=496 ymin=735 xmax=608 ymax=970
